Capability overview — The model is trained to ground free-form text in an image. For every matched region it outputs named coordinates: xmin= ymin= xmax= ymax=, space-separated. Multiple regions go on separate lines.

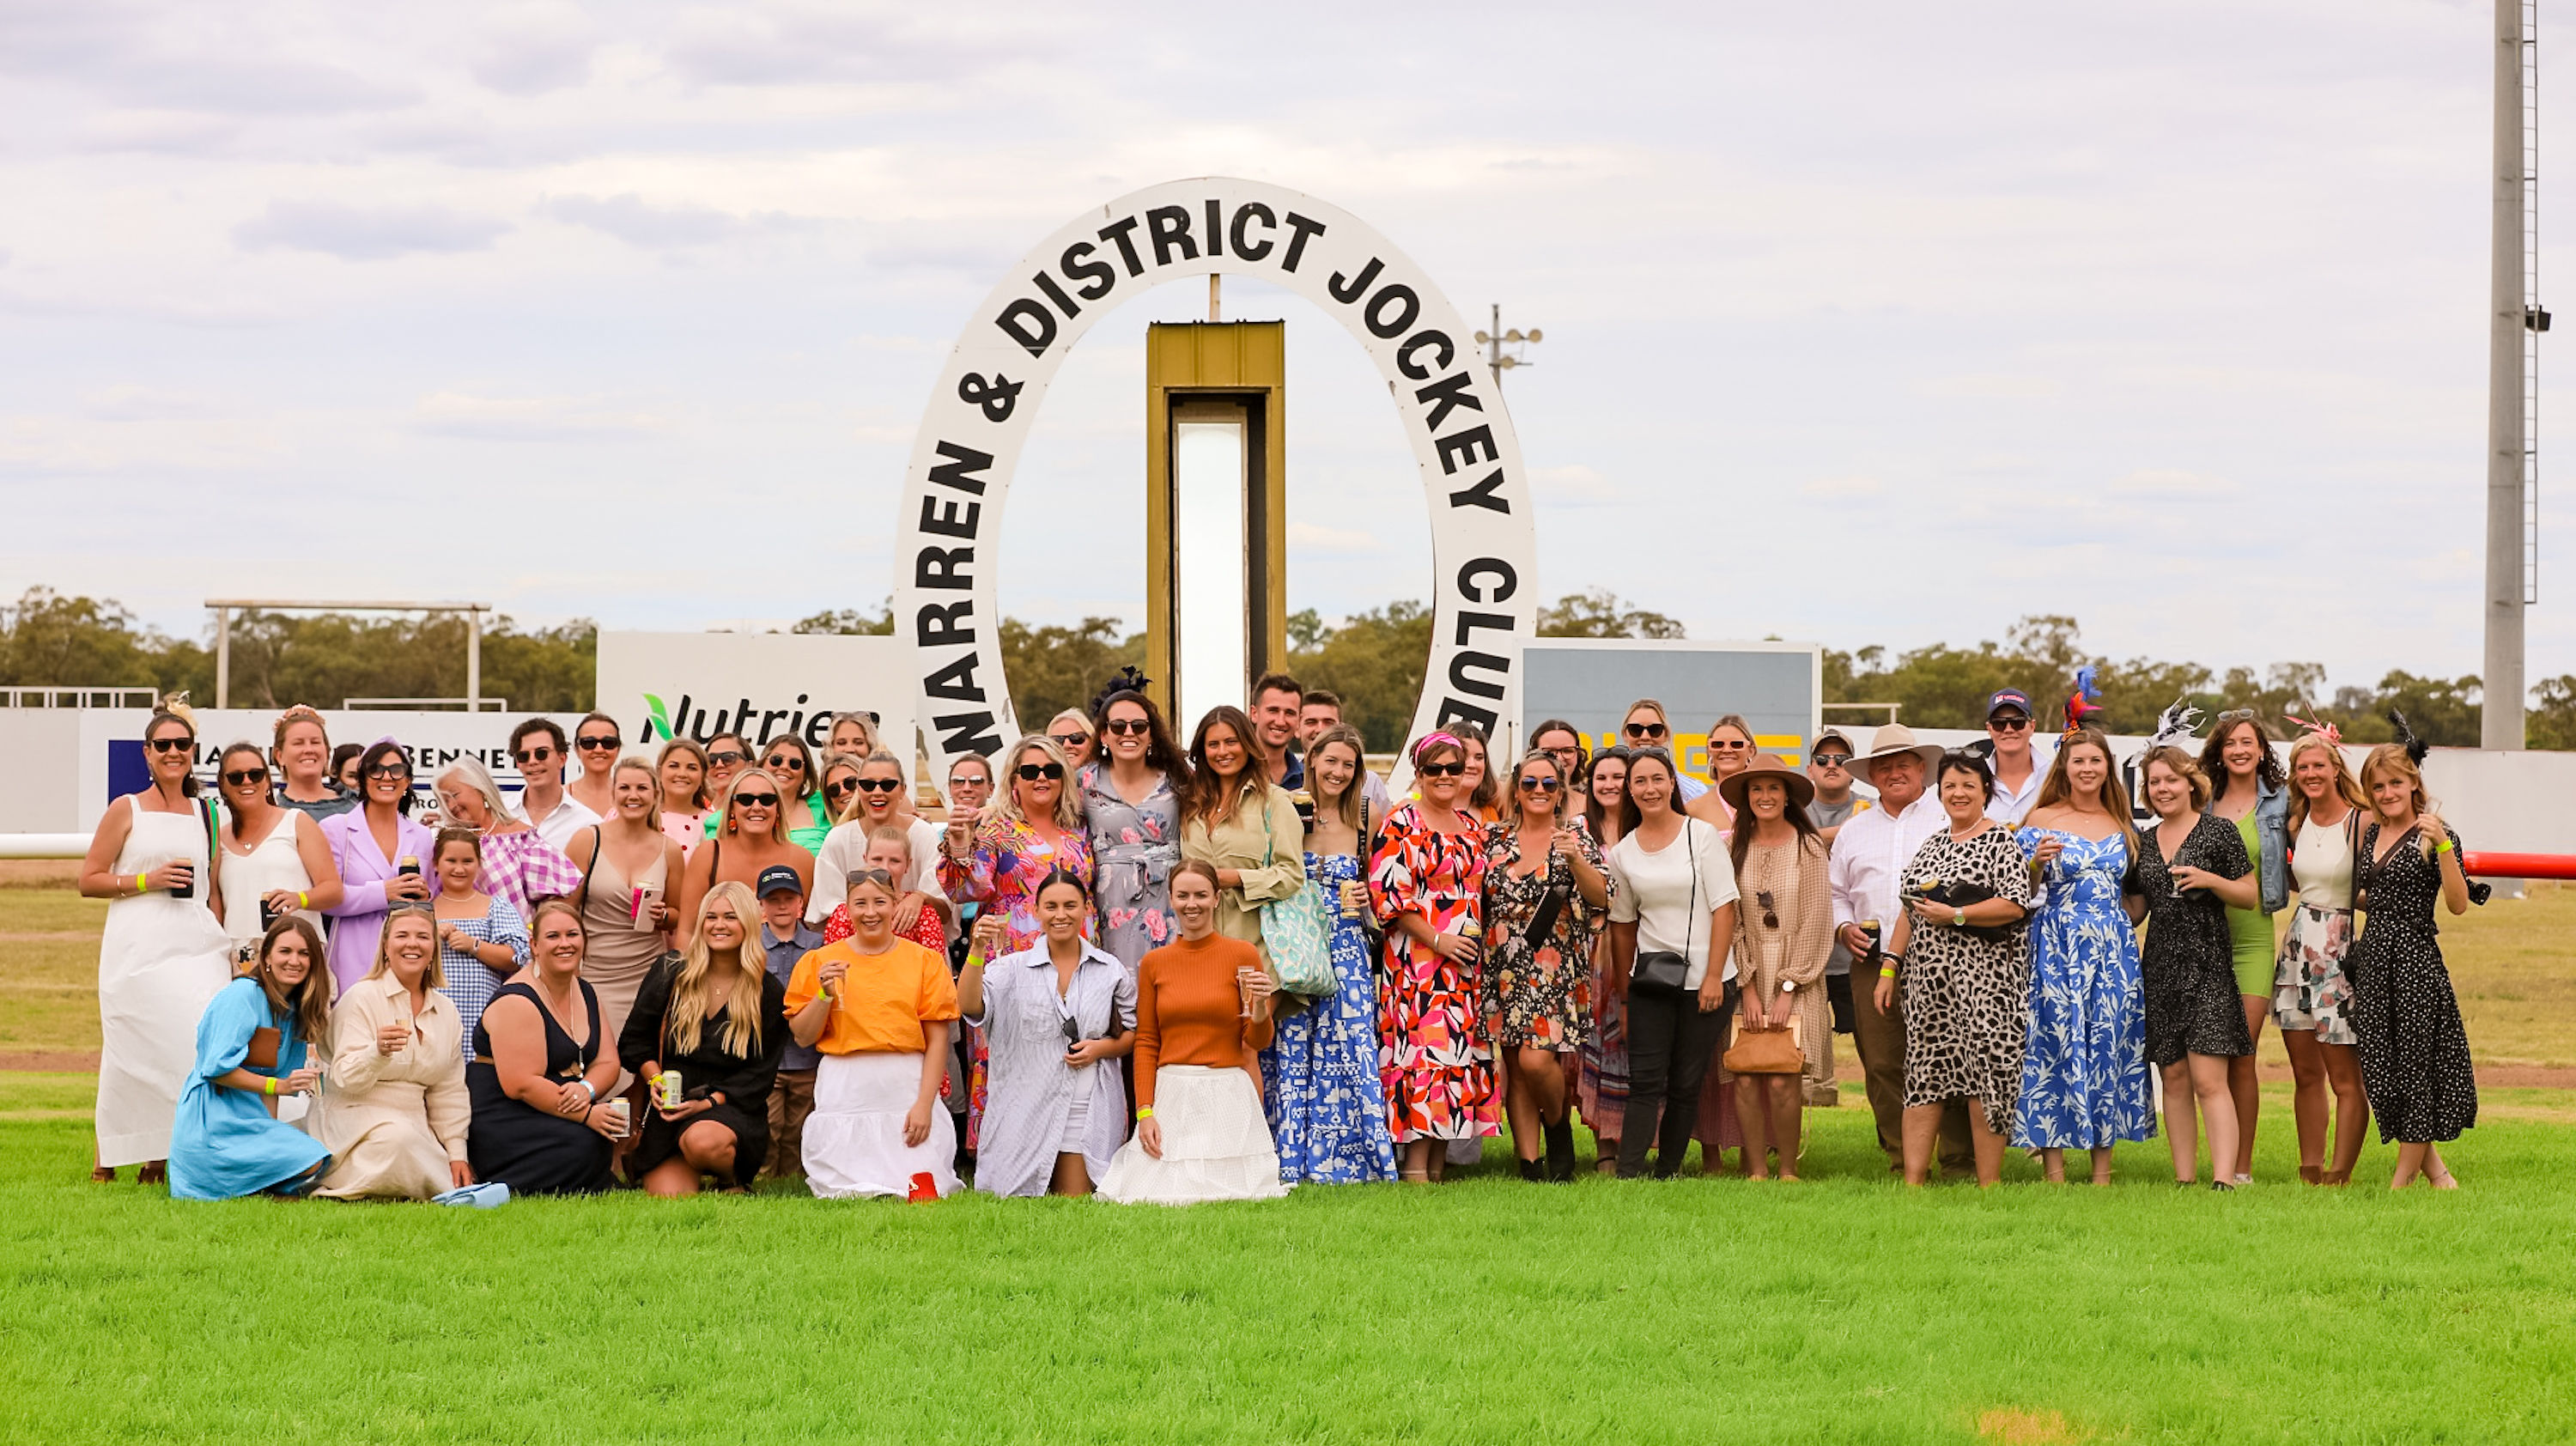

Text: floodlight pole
xmin=2485 ymin=0 xmax=2534 ymax=749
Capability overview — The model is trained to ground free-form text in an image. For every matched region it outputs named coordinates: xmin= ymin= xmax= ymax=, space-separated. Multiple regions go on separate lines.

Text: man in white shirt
xmin=1828 ymin=725 xmax=1970 ymax=1175
xmin=507 ymin=717 xmax=600 ymax=852
xmin=1981 ymin=688 xmax=2052 ymax=823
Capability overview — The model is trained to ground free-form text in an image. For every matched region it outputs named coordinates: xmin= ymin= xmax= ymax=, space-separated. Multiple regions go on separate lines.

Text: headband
xmin=2282 ymin=711 xmax=2342 ymax=749
xmin=2058 ymin=665 xmax=2103 ymax=744
xmin=1412 ymin=732 xmax=1462 ymax=763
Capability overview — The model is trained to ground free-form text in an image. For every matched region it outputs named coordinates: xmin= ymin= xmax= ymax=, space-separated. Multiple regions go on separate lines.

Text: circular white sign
xmin=894 ymin=177 xmax=1539 ymax=788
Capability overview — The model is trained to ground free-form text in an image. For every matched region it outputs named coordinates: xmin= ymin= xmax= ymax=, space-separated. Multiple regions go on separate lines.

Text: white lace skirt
xmin=803 ymin=1051 xmax=958 ymax=1200
xmin=1096 ymin=1065 xmax=1291 ymax=1206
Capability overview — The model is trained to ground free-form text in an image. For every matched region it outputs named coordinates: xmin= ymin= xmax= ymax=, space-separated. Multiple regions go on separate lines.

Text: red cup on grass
xmin=907 ymin=1171 xmax=938 ymax=1202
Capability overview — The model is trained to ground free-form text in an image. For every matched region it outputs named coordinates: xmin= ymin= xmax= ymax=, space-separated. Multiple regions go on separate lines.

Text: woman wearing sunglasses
xmin=1617 ymin=699 xmax=1708 ymax=802
xmin=759 ymin=735 xmax=833 ymax=852
xmin=213 ymin=741 xmax=342 ymax=955
xmin=319 ymin=739 xmax=438 ymax=995
xmin=1481 ymin=750 xmax=1610 ymax=1182
xmin=81 ymin=699 xmax=234 ymax=1184
xmin=565 ymin=713 xmax=624 ymax=823
xmin=1370 ymin=732 xmax=1498 ymax=1181
xmin=674 ymin=766 xmax=813 ymax=951
xmin=1577 ymin=745 xmax=1633 ymax=1171
xmin=2201 ymin=710 xmax=2290 ymax=1185
xmin=814 ymin=750 xmax=947 ymax=927
xmin=1048 ymin=709 xmax=1098 ymax=771
xmin=695 ymin=731 xmax=753 ymax=840
xmin=1081 ymin=687 xmax=1188 ymax=978
xmin=1686 ymin=714 xmax=1760 ymax=832
xmin=960 ymin=870 xmax=1135 ymax=1197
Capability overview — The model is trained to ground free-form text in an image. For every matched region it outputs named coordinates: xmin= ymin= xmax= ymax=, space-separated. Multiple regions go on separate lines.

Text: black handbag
xmin=1628 ymin=820 xmax=1699 ymax=997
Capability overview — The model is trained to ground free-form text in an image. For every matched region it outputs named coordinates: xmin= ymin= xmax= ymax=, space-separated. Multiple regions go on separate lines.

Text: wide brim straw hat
xmin=1717 ymin=752 xmax=1815 ymax=816
xmin=1854 ymin=723 xmax=1946 ymax=783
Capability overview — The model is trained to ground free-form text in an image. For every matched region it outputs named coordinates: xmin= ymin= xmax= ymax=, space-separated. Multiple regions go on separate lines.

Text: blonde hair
xmin=720 ymin=766 xmax=793 ymax=845
xmin=995 ymin=735 xmax=1084 ymax=832
xmin=2286 ymin=734 xmax=2369 ymax=835
xmin=1504 ymin=749 xmax=1570 ymax=824
xmin=864 ymin=820 xmax=914 ymax=866
xmin=837 ymin=750 xmax=908 ymax=825
xmin=366 ymin=907 xmax=447 ymax=991
xmin=2359 ymin=744 xmax=2444 ymax=855
xmin=612 ymin=755 xmax=664 ymax=812
xmin=665 ymin=880 xmax=767 ymax=1058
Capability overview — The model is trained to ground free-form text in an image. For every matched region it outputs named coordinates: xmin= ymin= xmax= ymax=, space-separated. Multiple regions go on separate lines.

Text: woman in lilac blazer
xmin=321 ymin=740 xmax=437 ymax=992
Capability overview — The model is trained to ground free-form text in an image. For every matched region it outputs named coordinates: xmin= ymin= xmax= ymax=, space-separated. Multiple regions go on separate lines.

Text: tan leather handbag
xmin=1722 ymin=1018 xmax=1802 ymax=1075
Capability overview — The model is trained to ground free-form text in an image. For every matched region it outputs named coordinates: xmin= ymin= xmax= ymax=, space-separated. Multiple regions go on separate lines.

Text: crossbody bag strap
xmin=578 ymin=824 xmax=601 ymax=914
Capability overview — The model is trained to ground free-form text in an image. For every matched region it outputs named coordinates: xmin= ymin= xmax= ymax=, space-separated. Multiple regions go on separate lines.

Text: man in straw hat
xmin=1826 ymin=724 xmax=1972 ymax=1175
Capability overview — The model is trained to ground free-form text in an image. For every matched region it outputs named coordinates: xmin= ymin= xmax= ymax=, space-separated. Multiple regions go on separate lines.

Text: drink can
xmin=398 ymin=855 xmax=421 ymax=877
xmin=655 ymin=1070 xmax=683 ymax=1111
xmin=167 ymin=860 xmax=191 ymax=899
xmin=1859 ymin=918 xmax=1882 ymax=964
xmin=1457 ymin=917 xmax=1483 ymax=943
xmin=604 ymin=1098 xmax=629 ymax=1134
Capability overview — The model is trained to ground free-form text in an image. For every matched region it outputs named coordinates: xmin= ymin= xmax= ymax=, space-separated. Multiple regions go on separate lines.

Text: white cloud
xmin=1288 ymin=522 xmax=1383 ymax=555
xmin=542 ymin=193 xmax=745 ymax=246
xmin=412 ymin=392 xmax=668 ymax=440
xmin=234 ymin=201 xmax=510 ymax=260
xmin=1799 ymin=475 xmax=1884 ymax=498
xmin=1529 ymin=464 xmax=1623 ymax=506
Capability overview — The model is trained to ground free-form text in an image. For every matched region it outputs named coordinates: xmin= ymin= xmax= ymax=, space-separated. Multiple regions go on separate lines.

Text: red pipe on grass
xmin=2463 ymin=852 xmax=2576 ymax=880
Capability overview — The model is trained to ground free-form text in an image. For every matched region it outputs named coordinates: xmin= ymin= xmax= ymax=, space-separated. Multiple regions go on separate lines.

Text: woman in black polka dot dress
xmin=2344 ymin=743 xmax=2485 ymax=1189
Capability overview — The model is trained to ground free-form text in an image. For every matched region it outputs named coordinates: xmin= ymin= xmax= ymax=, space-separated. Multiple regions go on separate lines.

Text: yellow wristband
xmin=136 ymin=872 xmax=149 ymax=893
xmin=264 ymin=1077 xmax=276 ymax=1097
xmin=1135 ymin=1107 xmax=1154 ymax=1119
xmin=1878 ymin=966 xmax=1898 ymax=980
xmin=298 ymin=890 xmax=310 ymax=908
xmin=2433 ymin=840 xmax=2455 ymax=855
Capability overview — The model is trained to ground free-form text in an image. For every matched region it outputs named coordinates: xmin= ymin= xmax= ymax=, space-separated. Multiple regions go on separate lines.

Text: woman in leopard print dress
xmin=1880 ymin=751 xmax=2034 ymax=1188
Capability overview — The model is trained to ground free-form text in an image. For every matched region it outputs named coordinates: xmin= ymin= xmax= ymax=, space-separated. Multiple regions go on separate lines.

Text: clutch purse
xmin=1722 ymin=1018 xmax=1802 ymax=1074
xmin=245 ymin=1026 xmax=282 ymax=1071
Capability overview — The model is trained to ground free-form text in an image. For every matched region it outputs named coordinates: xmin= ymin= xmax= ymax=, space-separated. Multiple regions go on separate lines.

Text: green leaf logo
xmin=643 ymin=693 xmax=672 ymax=742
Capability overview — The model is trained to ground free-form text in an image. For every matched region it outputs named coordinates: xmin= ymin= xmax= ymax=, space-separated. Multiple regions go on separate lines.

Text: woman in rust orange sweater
xmin=1097 ymin=860 xmax=1291 ymax=1204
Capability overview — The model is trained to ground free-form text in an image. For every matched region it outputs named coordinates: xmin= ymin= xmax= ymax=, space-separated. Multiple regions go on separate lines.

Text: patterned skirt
xmin=2272 ymin=905 xmax=2357 ymax=1047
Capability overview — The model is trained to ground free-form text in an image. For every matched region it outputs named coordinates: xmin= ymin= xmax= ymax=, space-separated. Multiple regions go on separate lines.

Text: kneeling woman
xmin=168 ymin=917 xmax=332 ymax=1200
xmin=961 ymin=870 xmax=1136 ymax=1197
xmin=467 ymin=898 xmax=625 ymax=1195
xmin=785 ymin=869 xmax=963 ymax=1199
xmin=618 ymin=881 xmax=789 ymax=1195
xmin=314 ymin=908 xmax=474 ymax=1200
xmin=1097 ymin=861 xmax=1291 ymax=1205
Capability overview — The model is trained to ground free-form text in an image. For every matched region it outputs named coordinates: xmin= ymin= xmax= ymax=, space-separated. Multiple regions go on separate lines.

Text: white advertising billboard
xmin=592 ymin=631 xmax=914 ymax=756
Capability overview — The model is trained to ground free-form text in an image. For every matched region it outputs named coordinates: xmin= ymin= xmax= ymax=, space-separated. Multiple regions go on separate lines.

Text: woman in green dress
xmin=2201 ymin=711 xmax=2288 ymax=1186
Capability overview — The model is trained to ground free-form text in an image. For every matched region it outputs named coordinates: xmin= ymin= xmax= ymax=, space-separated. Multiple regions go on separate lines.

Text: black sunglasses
xmin=764 ymin=755 xmax=805 ymax=771
xmin=1049 ymin=732 xmax=1090 ymax=748
xmin=1756 ymin=890 xmax=1778 ymax=929
xmin=706 ymin=750 xmax=745 ymax=767
xmin=1419 ymin=761 xmax=1465 ymax=778
xmin=576 ymin=734 xmax=620 ymax=751
xmin=1988 ymin=717 xmax=2032 ymax=732
xmin=365 ymin=762 xmax=411 ymax=780
xmin=824 ymin=778 xmax=860 ymax=798
xmin=1016 ymin=762 xmax=1066 ymax=781
xmin=1812 ymin=753 xmax=1853 ymax=769
xmin=1516 ymin=775 xmax=1560 ymax=792
xmin=222 ymin=767 xmax=270 ymax=787
xmin=148 ymin=736 xmax=194 ymax=754
xmin=1624 ymin=722 xmax=1668 ymax=739
xmin=1103 ymin=718 xmax=1151 ymax=736
xmin=854 ymin=777 xmax=902 ymax=793
xmin=513 ymin=746 xmax=557 ymax=764
xmin=732 ymin=791 xmax=781 ymax=808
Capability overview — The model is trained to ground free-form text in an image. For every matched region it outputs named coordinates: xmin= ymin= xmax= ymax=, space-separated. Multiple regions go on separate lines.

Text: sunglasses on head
xmin=847 ymin=868 xmax=898 ymax=890
xmin=513 ymin=746 xmax=557 ymax=764
xmin=575 ymin=734 xmax=619 ymax=751
xmin=1016 ymin=762 xmax=1066 ymax=781
xmin=1625 ymin=721 xmax=1668 ymax=739
xmin=2215 ymin=708 xmax=2258 ymax=725
xmin=706 ymin=750 xmax=745 ymax=767
xmin=732 ymin=791 xmax=781 ymax=809
xmin=366 ymin=762 xmax=410 ymax=780
xmin=1517 ymin=775 xmax=1560 ymax=793
xmin=1418 ymin=761 xmax=1465 ymax=778
xmin=1103 ymin=718 xmax=1151 ymax=736
xmin=854 ymin=777 xmax=902 ymax=793
xmin=148 ymin=735 xmax=194 ymax=754
xmin=222 ymin=767 xmax=269 ymax=787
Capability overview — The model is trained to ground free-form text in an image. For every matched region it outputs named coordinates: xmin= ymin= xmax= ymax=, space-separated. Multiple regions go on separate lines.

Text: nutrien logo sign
xmin=593 ymin=631 xmax=912 ymax=760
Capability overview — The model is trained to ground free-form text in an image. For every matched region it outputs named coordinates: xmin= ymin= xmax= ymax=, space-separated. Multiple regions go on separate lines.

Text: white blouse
xmin=2292 ymin=814 xmax=2356 ymax=911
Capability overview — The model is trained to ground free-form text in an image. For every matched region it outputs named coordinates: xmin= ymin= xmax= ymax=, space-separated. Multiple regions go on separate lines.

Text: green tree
xmin=999 ymin=616 xmax=1145 ymax=734
xmin=1536 ymin=588 xmax=1686 ymax=640
xmin=1289 ymin=600 xmax=1435 ymax=752
xmin=793 ymin=602 xmax=894 ymax=635
xmin=2530 ymin=675 xmax=2576 ymax=749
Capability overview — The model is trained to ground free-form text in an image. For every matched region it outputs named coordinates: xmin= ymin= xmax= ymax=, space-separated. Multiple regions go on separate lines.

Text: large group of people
xmin=85 ymin=676 xmax=2488 ymax=1205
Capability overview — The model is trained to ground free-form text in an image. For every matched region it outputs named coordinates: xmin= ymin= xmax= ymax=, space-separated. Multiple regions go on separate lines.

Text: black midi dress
xmin=615 ymin=952 xmax=789 ymax=1187
xmin=2348 ymin=822 xmax=2482 ymax=1144
xmin=2134 ymin=814 xmax=2256 ymax=1067
xmin=466 ymin=979 xmax=617 ymax=1195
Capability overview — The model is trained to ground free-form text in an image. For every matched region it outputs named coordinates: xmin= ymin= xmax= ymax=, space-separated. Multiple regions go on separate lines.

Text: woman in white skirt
xmin=960 ymin=869 xmax=1136 ymax=1197
xmin=1097 ymin=860 xmax=1291 ymax=1205
xmin=78 ymin=700 xmax=234 ymax=1183
xmin=784 ymin=867 xmax=962 ymax=1199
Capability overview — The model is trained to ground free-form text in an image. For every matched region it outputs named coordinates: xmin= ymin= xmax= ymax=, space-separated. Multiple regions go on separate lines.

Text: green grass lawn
xmin=4 ymin=1092 xmax=2572 ymax=1445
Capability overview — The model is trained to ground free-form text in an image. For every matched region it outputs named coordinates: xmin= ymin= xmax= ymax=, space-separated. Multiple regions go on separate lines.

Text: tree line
xmin=6 ymin=585 xmax=2572 ymax=752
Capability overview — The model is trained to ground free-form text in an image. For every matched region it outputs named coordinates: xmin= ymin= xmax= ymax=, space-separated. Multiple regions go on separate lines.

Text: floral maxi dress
xmin=1259 ymin=850 xmax=1400 ymax=1182
xmin=1080 ymin=764 xmax=1181 ymax=977
xmin=1370 ymin=804 xmax=1498 ymax=1142
xmin=2010 ymin=828 xmax=2154 ymax=1150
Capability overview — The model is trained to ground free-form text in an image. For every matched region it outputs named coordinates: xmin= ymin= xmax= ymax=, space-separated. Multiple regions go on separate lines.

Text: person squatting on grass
xmin=110 ymin=688 xmax=2500 ymax=1201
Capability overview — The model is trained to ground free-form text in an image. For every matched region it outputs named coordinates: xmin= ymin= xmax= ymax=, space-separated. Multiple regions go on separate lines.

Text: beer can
xmin=1457 ymin=917 xmax=1483 ymax=943
xmin=1859 ymin=918 xmax=1883 ymax=965
xmin=655 ymin=1070 xmax=683 ymax=1111
xmin=398 ymin=855 xmax=421 ymax=877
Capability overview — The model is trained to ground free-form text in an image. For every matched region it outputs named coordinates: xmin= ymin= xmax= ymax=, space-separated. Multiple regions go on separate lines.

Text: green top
xmin=702 ymin=791 xmax=833 ymax=853
xmin=2225 ymin=810 xmax=2274 ymax=973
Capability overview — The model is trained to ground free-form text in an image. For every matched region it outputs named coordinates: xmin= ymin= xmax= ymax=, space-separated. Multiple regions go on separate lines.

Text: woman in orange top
xmin=1097 ymin=860 xmax=1290 ymax=1204
xmin=783 ymin=868 xmax=960 ymax=1200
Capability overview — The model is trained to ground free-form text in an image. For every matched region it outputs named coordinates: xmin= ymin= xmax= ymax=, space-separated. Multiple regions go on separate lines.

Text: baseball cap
xmin=1810 ymin=730 xmax=1854 ymax=760
xmin=1984 ymin=689 xmax=2032 ymax=720
xmin=755 ymin=865 xmax=805 ymax=899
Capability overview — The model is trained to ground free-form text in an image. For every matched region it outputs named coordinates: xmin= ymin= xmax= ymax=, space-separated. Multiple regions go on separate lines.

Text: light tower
xmin=2485 ymin=0 xmax=2543 ymax=749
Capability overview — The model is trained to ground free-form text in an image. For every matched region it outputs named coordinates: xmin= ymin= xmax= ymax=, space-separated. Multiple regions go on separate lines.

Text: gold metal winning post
xmin=1144 ymin=321 xmax=1286 ymax=732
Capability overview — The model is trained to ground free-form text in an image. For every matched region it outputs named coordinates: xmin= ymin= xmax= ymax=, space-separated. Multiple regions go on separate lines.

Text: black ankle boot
xmin=1544 ymin=1118 xmax=1577 ymax=1182
xmin=1519 ymin=1157 xmax=1545 ymax=1182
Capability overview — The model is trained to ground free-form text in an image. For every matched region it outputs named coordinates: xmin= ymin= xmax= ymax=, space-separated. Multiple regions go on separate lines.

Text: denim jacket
xmin=2251 ymin=777 xmax=2290 ymax=914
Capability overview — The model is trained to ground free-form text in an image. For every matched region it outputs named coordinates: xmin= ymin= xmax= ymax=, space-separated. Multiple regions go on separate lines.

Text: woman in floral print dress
xmin=1370 ymin=733 xmax=1497 ymax=1182
xmin=1079 ymin=688 xmax=1188 ymax=979
xmin=1480 ymin=749 xmax=1608 ymax=1182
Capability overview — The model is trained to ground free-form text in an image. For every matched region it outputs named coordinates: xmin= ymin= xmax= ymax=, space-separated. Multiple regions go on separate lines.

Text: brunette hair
xmin=2199 ymin=713 xmax=2284 ymax=804
xmin=654 ymin=738 xmax=711 ymax=811
xmin=1450 ymin=720 xmax=1501 ymax=815
xmin=760 ymin=734 xmax=821 ymax=805
xmin=1728 ymin=784 xmax=1824 ymax=877
xmin=1090 ymin=690 xmax=1188 ymax=782
xmin=1180 ymin=707 xmax=1268 ymax=828
xmin=2030 ymin=727 xmax=2140 ymax=856
xmin=145 ymin=703 xmax=200 ymax=799
xmin=1504 ymin=749 xmax=1570 ymax=825
xmin=1303 ymin=726 xmax=1369 ymax=834
xmin=433 ymin=826 xmax=483 ymax=864
xmin=356 ymin=739 xmax=415 ymax=814
xmin=254 ymin=916 xmax=333 ymax=1046
xmin=1250 ymin=671 xmax=1304 ymax=707
xmin=216 ymin=743 xmax=269 ymax=840
xmin=1614 ymin=745 xmax=1681 ymax=836
xmin=1529 ymin=718 xmax=1589 ymax=772
xmin=1583 ymin=745 xmax=1632 ymax=845
xmin=1935 ymin=750 xmax=1997 ymax=804
xmin=1171 ymin=858 xmax=1222 ymax=893
xmin=507 ymin=717 xmax=568 ymax=756
xmin=528 ymin=896 xmax=586 ymax=947
xmin=2142 ymin=745 xmax=2212 ymax=813
xmin=1034 ymin=866 xmax=1091 ymax=905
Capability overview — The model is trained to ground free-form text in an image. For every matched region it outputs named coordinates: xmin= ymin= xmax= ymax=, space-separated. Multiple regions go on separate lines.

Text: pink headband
xmin=2284 ymin=712 xmax=2342 ymax=748
xmin=1413 ymin=732 xmax=1462 ymax=763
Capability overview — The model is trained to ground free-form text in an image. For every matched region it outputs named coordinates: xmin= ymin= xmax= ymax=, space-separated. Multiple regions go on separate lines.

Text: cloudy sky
xmin=3 ymin=0 xmax=2569 ymax=699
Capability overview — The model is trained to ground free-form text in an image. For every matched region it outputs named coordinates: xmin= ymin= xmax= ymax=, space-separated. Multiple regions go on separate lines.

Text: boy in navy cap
xmin=756 ymin=864 xmax=824 ymax=1179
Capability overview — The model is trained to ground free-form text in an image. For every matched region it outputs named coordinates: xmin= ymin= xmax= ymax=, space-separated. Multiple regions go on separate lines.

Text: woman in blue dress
xmin=1260 ymin=726 xmax=1398 ymax=1183
xmin=2011 ymin=729 xmax=2154 ymax=1184
xmin=168 ymin=917 xmax=333 ymax=1200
